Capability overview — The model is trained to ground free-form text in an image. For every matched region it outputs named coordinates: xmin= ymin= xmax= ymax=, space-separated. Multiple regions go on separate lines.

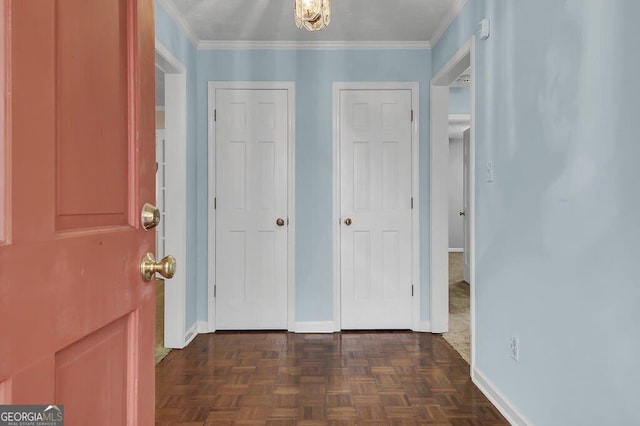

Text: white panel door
xmin=462 ymin=128 xmax=471 ymax=283
xmin=340 ymin=90 xmax=413 ymax=329
xmin=216 ymin=89 xmax=288 ymax=329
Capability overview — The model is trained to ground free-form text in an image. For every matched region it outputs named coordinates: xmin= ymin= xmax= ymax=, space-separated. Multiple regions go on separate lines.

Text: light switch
xmin=479 ymin=19 xmax=490 ymax=40
xmin=487 ymin=161 xmax=494 ymax=182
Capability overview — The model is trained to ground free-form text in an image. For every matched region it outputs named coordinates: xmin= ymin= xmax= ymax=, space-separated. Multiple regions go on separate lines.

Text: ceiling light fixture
xmin=295 ymin=0 xmax=331 ymax=32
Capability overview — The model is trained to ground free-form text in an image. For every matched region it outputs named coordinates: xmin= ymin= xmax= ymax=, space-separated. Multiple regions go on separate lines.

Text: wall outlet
xmin=510 ymin=336 xmax=520 ymax=362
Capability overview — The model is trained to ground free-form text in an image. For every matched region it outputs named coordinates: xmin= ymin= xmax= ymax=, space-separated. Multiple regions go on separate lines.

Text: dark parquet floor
xmin=156 ymin=331 xmax=508 ymax=425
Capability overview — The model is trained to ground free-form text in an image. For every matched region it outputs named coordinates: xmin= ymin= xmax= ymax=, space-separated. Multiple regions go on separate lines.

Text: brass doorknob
xmin=141 ymin=203 xmax=160 ymax=230
xmin=276 ymin=218 xmax=285 ymax=227
xmin=459 ymin=211 xmax=465 ymax=216
xmin=140 ymin=252 xmax=176 ymax=282
xmin=344 ymin=218 xmax=352 ymax=226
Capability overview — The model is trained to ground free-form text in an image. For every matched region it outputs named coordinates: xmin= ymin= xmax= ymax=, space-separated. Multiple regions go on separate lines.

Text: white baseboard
xmin=414 ymin=321 xmax=431 ymax=332
xmin=197 ymin=320 xmax=214 ymax=334
xmin=472 ymin=367 xmax=532 ymax=426
xmin=294 ymin=321 xmax=336 ymax=333
xmin=449 ymin=248 xmax=464 ymax=253
xmin=183 ymin=322 xmax=198 ymax=347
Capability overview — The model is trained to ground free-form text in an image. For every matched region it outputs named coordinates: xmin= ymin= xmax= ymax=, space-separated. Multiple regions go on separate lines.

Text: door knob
xmin=459 ymin=211 xmax=465 ymax=216
xmin=344 ymin=218 xmax=352 ymax=226
xmin=140 ymin=252 xmax=176 ymax=282
xmin=141 ymin=203 xmax=160 ymax=230
xmin=276 ymin=218 xmax=285 ymax=227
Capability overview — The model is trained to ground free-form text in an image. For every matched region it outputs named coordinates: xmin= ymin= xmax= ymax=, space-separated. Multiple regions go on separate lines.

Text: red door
xmin=0 ymin=0 xmax=156 ymax=424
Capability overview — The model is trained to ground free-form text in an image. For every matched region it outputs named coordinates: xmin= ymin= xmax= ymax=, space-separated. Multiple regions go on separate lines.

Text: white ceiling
xmin=162 ymin=0 xmax=466 ymax=48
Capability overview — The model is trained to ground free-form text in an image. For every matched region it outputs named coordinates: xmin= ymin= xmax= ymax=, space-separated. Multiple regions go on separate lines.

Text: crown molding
xmin=156 ymin=0 xmax=199 ymax=48
xmin=198 ymin=40 xmax=431 ymax=50
xmin=429 ymin=0 xmax=468 ymax=48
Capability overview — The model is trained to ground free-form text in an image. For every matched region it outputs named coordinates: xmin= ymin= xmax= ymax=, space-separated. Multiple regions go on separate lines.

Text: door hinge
xmin=411 ymin=284 xmax=414 ymax=297
xmin=411 ymin=110 xmax=414 ymax=122
xmin=214 ymin=109 xmax=217 ymax=122
xmin=214 ymin=285 xmax=216 ymax=298
xmin=411 ymin=197 xmax=414 ymax=209
xmin=214 ymin=197 xmax=217 ymax=209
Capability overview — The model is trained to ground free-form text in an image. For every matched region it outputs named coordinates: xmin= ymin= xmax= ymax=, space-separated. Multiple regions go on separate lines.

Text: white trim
xmin=430 ymin=37 xmax=476 ymax=369
xmin=410 ymin=85 xmax=421 ymax=333
xmin=469 ymin=37 xmax=477 ymax=372
xmin=207 ymin=81 xmax=296 ymax=332
xmin=154 ymin=41 xmax=186 ymax=74
xmin=449 ymin=114 xmax=471 ymax=139
xmin=472 ymin=367 xmax=532 ymax=426
xmin=196 ymin=320 xmax=212 ymax=334
xmin=429 ymin=86 xmax=450 ymax=334
xmin=449 ymin=113 xmax=471 ymax=123
xmin=429 ymin=0 xmax=468 ymax=48
xmin=155 ymin=106 xmax=165 ymax=112
xmin=432 ymin=41 xmax=472 ymax=86
xmin=415 ymin=321 xmax=431 ymax=333
xmin=332 ymin=82 xmax=420 ymax=331
xmin=155 ymin=0 xmax=199 ymax=48
xmin=448 ymin=248 xmax=464 ymax=253
xmin=294 ymin=321 xmax=336 ymax=333
xmin=155 ymin=39 xmax=189 ymax=350
xmin=198 ymin=40 xmax=431 ymax=50
xmin=183 ymin=322 xmax=198 ymax=347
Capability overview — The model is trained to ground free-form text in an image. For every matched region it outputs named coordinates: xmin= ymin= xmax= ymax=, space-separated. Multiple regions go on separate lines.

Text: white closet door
xmin=215 ymin=89 xmax=288 ymax=329
xmin=340 ymin=89 xmax=413 ymax=329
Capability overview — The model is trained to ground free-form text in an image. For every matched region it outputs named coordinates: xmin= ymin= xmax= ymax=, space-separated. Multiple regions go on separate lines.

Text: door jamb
xmin=332 ymin=82 xmax=421 ymax=331
xmin=207 ymin=81 xmax=296 ymax=332
xmin=430 ymin=36 xmax=476 ymax=367
xmin=154 ymin=40 xmax=188 ymax=348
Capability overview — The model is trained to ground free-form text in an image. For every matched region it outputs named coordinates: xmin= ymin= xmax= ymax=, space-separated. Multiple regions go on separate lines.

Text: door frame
xmin=207 ymin=81 xmax=296 ymax=332
xmin=429 ymin=37 xmax=476 ymax=366
xmin=155 ymin=40 xmax=188 ymax=348
xmin=448 ymin=113 xmax=471 ymax=256
xmin=332 ymin=82 xmax=421 ymax=331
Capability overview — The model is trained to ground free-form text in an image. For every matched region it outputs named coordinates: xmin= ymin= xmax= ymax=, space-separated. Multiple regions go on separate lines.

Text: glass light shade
xmin=295 ymin=0 xmax=330 ymax=31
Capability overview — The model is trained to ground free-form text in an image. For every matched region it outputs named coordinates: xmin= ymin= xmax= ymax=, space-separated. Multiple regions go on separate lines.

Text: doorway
xmin=430 ymin=37 xmax=476 ymax=367
xmin=207 ymin=82 xmax=296 ymax=331
xmin=445 ymin=112 xmax=471 ymax=363
xmin=154 ymin=66 xmax=169 ymax=362
xmin=332 ymin=83 xmax=421 ymax=331
xmin=154 ymin=41 xmax=188 ymax=349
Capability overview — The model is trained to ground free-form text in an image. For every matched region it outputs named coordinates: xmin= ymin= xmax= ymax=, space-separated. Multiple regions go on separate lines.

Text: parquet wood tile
xmin=156 ymin=332 xmax=508 ymax=425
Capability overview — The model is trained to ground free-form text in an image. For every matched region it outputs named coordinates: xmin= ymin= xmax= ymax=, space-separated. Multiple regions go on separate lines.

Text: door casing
xmin=207 ymin=81 xmax=296 ymax=332
xmin=332 ymin=82 xmax=422 ymax=331
xmin=155 ymin=40 xmax=189 ymax=348
xmin=430 ymin=36 xmax=476 ymax=368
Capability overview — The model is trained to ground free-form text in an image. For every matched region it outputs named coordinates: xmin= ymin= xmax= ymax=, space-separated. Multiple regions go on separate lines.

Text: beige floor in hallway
xmin=443 ymin=252 xmax=470 ymax=363
xmin=155 ymin=279 xmax=172 ymax=364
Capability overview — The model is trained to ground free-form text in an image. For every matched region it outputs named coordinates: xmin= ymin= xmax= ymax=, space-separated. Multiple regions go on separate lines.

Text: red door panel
xmin=56 ymin=0 xmax=129 ymax=231
xmin=0 ymin=0 xmax=156 ymax=424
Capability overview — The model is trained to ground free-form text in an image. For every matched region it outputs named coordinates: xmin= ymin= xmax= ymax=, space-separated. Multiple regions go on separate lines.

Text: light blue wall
xmin=154 ymin=1 xmax=198 ymax=331
xmin=196 ymin=50 xmax=433 ymax=322
xmin=434 ymin=0 xmax=640 ymax=424
xmin=449 ymin=86 xmax=470 ymax=114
